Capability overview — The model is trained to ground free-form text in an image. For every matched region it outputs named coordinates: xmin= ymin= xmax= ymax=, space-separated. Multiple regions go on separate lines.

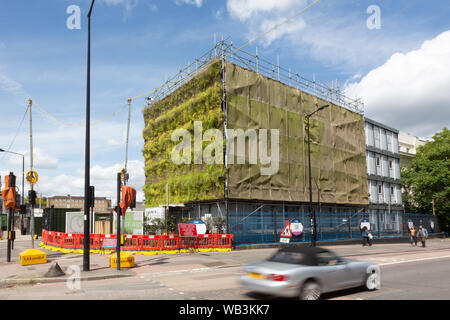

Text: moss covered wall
xmin=142 ymin=61 xmax=225 ymax=207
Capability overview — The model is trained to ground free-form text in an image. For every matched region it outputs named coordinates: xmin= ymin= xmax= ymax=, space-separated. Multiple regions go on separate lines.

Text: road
xmin=0 ymin=240 xmax=450 ymax=300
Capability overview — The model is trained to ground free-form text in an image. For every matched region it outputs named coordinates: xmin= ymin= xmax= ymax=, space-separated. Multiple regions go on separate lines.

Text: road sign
xmin=280 ymin=221 xmax=292 ymax=238
xmin=360 ymin=219 xmax=371 ymax=231
xmin=280 ymin=238 xmax=290 ymax=244
xmin=25 ymin=170 xmax=38 ymax=185
xmin=102 ymin=238 xmax=117 ymax=250
xmin=290 ymin=219 xmax=303 ymax=236
xmin=179 ymin=224 xmax=198 ymax=237
xmin=190 ymin=220 xmax=206 ymax=235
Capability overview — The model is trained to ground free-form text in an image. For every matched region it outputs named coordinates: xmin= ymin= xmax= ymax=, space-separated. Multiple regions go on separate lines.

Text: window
xmin=316 ymin=251 xmax=343 ymax=266
xmin=376 ymin=157 xmax=380 ymax=166
xmin=268 ymin=251 xmax=308 ymax=265
xmin=390 ymin=186 xmax=394 ymax=194
xmin=389 ymin=160 xmax=393 ymax=169
xmin=378 ymin=185 xmax=382 ymax=194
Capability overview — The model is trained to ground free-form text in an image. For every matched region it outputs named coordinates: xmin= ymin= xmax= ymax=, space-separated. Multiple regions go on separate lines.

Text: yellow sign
xmin=19 ymin=249 xmax=47 ymax=266
xmin=109 ymin=252 xmax=135 ymax=268
xmin=26 ymin=170 xmax=39 ymax=185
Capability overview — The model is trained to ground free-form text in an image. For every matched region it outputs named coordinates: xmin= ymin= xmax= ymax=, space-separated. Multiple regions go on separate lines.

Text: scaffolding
xmin=145 ymin=39 xmax=364 ymax=115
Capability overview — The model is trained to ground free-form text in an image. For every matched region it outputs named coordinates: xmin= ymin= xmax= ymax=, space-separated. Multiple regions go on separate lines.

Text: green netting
xmin=225 ymin=61 xmax=368 ymax=205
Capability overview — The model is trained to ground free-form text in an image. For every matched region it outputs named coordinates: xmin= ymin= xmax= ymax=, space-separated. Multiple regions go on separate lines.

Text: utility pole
xmin=28 ymin=98 xmax=35 ymax=248
xmin=83 ymin=0 xmax=95 ymax=272
xmin=306 ymin=105 xmax=329 ymax=247
xmin=124 ymin=98 xmax=132 ymax=186
xmin=6 ymin=172 xmax=16 ymax=263
xmin=116 ymin=172 xmax=121 ymax=270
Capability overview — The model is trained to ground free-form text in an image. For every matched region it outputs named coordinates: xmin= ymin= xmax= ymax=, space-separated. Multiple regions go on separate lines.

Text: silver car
xmin=240 ymin=246 xmax=381 ymax=300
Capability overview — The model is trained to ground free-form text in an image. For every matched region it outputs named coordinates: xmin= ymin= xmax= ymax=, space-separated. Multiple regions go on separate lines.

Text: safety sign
xmin=280 ymin=221 xmax=292 ymax=238
xmin=26 ymin=170 xmax=38 ymax=185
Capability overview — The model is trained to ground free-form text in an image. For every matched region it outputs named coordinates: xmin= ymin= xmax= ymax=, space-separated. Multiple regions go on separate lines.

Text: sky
xmin=0 ymin=0 xmax=449 ymax=204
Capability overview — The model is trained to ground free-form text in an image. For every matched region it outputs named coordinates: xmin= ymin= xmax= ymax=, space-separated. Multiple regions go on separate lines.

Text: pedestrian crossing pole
xmin=116 ymin=172 xmax=121 ymax=270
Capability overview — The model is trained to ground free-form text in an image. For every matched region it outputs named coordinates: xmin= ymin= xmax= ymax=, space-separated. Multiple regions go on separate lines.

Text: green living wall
xmin=142 ymin=60 xmax=225 ymax=207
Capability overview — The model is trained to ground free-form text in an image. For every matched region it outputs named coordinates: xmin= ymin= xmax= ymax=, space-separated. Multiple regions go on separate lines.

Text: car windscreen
xmin=267 ymin=251 xmax=310 ymax=265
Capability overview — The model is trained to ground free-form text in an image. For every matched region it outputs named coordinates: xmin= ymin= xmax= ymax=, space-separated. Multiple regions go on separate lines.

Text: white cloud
xmin=175 ymin=0 xmax=204 ymax=8
xmin=227 ymin=0 xmax=307 ymax=21
xmin=15 ymin=159 xmax=146 ymax=203
xmin=345 ymin=30 xmax=450 ymax=139
xmin=225 ymin=0 xmax=426 ymax=70
xmin=5 ymin=148 xmax=59 ymax=170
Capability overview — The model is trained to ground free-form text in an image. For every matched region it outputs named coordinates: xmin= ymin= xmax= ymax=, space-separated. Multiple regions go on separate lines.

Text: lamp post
xmin=0 ymin=149 xmax=25 ymax=234
xmin=83 ymin=0 xmax=95 ymax=272
xmin=305 ymin=105 xmax=329 ymax=247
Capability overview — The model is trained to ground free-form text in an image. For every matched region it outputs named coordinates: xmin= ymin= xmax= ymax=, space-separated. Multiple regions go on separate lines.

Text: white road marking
xmin=378 ymin=255 xmax=450 ymax=266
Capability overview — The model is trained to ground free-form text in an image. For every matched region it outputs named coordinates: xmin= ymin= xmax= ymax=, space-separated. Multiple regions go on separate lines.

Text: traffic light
xmin=89 ymin=186 xmax=95 ymax=208
xmin=28 ymin=190 xmax=37 ymax=206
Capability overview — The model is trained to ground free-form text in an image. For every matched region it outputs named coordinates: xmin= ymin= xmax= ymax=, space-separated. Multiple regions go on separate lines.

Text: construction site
xmin=142 ymin=40 xmax=408 ymax=246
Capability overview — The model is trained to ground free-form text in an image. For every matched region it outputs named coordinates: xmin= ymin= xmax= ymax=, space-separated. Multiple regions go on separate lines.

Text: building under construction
xmin=142 ymin=41 xmax=437 ymax=245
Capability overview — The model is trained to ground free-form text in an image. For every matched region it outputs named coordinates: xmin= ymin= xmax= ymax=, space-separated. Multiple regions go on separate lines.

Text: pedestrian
xmin=418 ymin=225 xmax=428 ymax=248
xmin=409 ymin=225 xmax=418 ymax=246
xmin=361 ymin=226 xmax=372 ymax=247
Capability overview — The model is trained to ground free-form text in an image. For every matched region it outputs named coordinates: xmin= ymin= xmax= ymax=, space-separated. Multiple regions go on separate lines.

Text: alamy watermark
xmin=66 ymin=5 xmax=81 ymax=30
xmin=66 ymin=265 xmax=81 ymax=291
xmin=367 ymin=5 xmax=381 ymax=30
xmin=171 ymin=121 xmax=280 ymax=176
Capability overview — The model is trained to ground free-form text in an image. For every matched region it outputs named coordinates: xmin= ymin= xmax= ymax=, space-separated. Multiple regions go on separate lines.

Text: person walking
xmin=418 ymin=225 xmax=428 ymax=248
xmin=409 ymin=225 xmax=418 ymax=247
xmin=361 ymin=226 xmax=372 ymax=247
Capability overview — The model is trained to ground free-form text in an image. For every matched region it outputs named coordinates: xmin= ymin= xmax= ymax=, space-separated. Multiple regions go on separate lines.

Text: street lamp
xmin=305 ymin=105 xmax=329 ymax=247
xmin=0 ymin=149 xmax=25 ymax=233
xmin=83 ymin=0 xmax=95 ymax=272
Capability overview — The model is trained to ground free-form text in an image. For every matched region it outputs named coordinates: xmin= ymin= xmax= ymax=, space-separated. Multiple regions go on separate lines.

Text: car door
xmin=316 ymin=251 xmax=354 ymax=291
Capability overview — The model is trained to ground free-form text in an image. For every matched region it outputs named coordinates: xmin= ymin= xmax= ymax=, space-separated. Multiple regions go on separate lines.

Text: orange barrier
xmin=161 ymin=235 xmax=180 ymax=251
xmin=179 ymin=236 xmax=197 ymax=251
xmin=123 ymin=235 xmax=140 ymax=251
xmin=141 ymin=235 xmax=161 ymax=251
xmin=214 ymin=234 xmax=234 ymax=249
xmin=197 ymin=234 xmax=214 ymax=250
xmin=40 ymin=229 xmax=233 ymax=253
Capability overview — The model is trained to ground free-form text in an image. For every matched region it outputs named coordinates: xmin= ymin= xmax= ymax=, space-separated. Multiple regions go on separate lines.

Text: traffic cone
xmin=44 ymin=262 xmax=66 ymax=277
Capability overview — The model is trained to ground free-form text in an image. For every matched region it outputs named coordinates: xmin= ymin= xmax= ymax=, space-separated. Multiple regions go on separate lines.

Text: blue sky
xmin=1 ymin=0 xmax=449 ymax=202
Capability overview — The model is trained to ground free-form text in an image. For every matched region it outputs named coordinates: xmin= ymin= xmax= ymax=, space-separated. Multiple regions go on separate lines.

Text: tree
xmin=145 ymin=218 xmax=165 ymax=235
xmin=214 ymin=216 xmax=227 ymax=234
xmin=401 ymin=128 xmax=450 ymax=232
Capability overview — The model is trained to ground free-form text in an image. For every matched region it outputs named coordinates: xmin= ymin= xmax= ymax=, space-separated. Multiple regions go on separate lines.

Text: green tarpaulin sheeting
xmin=142 ymin=60 xmax=369 ymax=207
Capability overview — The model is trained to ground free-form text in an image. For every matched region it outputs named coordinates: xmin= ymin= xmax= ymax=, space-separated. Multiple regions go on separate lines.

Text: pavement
xmin=1 ymin=233 xmax=449 ymax=287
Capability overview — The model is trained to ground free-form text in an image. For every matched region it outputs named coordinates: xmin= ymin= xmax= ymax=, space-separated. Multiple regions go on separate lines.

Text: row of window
xmin=366 ymin=151 xmax=400 ymax=180
xmin=365 ymin=122 xmax=399 ymax=154
xmin=368 ymin=181 xmax=402 ymax=204
xmin=50 ymin=199 xmax=108 ymax=208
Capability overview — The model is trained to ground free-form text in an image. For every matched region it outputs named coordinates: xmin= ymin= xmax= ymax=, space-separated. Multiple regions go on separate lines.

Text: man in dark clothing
xmin=418 ymin=225 xmax=428 ymax=248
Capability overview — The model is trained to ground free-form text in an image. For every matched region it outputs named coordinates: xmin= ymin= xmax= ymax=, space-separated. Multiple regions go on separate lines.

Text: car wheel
xmin=365 ymin=271 xmax=381 ymax=291
xmin=300 ymin=280 xmax=321 ymax=300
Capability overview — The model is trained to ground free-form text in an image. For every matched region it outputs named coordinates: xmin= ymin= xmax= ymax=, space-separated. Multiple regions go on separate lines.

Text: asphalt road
xmin=0 ymin=243 xmax=450 ymax=300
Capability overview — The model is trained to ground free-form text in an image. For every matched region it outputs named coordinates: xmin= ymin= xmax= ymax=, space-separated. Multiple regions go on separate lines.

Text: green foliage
xmin=145 ymin=217 xmax=165 ymax=235
xmin=167 ymin=215 xmax=177 ymax=234
xmin=142 ymin=61 xmax=224 ymax=207
xmin=401 ymin=128 xmax=450 ymax=231
xmin=213 ymin=216 xmax=227 ymax=234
